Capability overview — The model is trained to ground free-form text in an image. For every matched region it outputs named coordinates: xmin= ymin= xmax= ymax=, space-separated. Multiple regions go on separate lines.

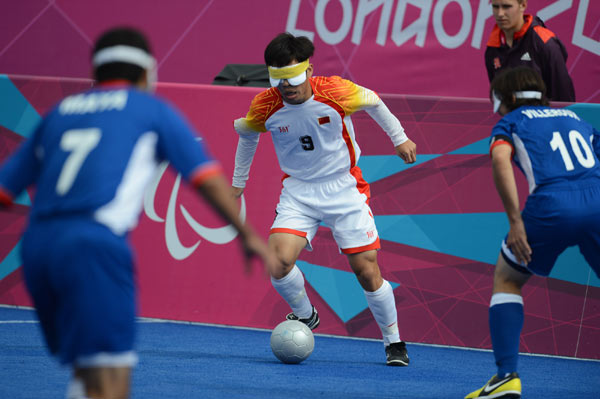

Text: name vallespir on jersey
xmin=520 ymin=108 xmax=580 ymax=121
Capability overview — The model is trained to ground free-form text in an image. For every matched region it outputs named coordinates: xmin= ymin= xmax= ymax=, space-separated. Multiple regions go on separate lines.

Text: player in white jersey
xmin=0 ymin=27 xmax=278 ymax=399
xmin=232 ymin=33 xmax=417 ymax=366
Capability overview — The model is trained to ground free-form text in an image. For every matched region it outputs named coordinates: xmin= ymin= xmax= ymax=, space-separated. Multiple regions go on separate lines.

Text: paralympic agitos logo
xmin=143 ymin=161 xmax=246 ymax=261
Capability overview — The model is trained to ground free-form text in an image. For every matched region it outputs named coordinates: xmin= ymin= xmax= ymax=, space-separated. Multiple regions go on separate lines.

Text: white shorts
xmin=270 ymin=167 xmax=380 ymax=254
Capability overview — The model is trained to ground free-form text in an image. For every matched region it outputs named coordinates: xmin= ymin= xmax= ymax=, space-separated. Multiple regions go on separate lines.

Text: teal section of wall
xmin=567 ymin=103 xmax=600 ymax=129
xmin=375 ymin=213 xmax=508 ymax=265
xmin=0 ymin=76 xmax=36 ymax=280
xmin=297 ymin=260 xmax=399 ymax=323
xmin=0 ymin=75 xmax=41 ymax=138
xmin=448 ymin=138 xmax=489 ymax=155
xmin=376 ymin=213 xmax=599 ymax=287
xmin=550 ymin=247 xmax=600 ymax=287
xmin=358 ymin=154 xmax=440 ymax=183
xmin=14 ymin=190 xmax=31 ymax=206
xmin=0 ymin=242 xmax=21 ymax=281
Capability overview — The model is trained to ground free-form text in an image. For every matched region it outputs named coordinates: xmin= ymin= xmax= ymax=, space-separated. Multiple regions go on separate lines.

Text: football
xmin=270 ymin=320 xmax=314 ymax=364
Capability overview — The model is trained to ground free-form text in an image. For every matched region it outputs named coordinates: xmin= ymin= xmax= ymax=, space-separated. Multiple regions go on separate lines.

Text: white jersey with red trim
xmin=233 ymin=76 xmax=406 ymax=184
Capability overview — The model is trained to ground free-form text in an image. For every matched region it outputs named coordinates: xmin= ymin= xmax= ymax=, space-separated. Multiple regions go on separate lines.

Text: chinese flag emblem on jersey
xmin=318 ymin=116 xmax=330 ymax=125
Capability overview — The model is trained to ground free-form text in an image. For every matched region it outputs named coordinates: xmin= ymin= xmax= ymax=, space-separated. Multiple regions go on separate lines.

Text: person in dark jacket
xmin=485 ymin=0 xmax=575 ymax=102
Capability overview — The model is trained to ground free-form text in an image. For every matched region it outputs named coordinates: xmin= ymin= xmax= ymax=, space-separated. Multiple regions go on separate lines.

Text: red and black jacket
xmin=485 ymin=15 xmax=575 ymax=102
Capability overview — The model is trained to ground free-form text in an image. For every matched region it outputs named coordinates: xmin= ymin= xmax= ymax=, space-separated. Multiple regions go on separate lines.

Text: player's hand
xmin=240 ymin=230 xmax=281 ymax=276
xmin=506 ymin=219 xmax=532 ymax=265
xmin=231 ymin=186 xmax=244 ymax=198
xmin=395 ymin=139 xmax=417 ymax=164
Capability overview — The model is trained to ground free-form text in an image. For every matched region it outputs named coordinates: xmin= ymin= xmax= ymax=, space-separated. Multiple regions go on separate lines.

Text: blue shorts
xmin=21 ymin=217 xmax=137 ymax=367
xmin=500 ymin=182 xmax=600 ymax=277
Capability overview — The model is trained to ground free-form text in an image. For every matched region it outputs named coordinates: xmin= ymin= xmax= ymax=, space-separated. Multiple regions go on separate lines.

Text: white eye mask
xmin=268 ymin=59 xmax=309 ymax=87
xmin=269 ymin=71 xmax=307 ymax=87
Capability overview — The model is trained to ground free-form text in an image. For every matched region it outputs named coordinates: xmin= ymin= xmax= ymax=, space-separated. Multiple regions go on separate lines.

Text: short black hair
xmin=490 ymin=66 xmax=549 ymax=111
xmin=92 ymin=27 xmax=152 ymax=83
xmin=264 ymin=32 xmax=314 ymax=67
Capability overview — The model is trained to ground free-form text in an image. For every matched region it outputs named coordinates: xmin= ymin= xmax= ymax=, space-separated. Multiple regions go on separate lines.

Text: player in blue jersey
xmin=0 ymin=27 xmax=278 ymax=399
xmin=465 ymin=66 xmax=600 ymax=399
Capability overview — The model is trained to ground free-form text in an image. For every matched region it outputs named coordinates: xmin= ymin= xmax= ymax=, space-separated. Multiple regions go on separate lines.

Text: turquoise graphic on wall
xmin=0 ymin=75 xmax=40 ymax=280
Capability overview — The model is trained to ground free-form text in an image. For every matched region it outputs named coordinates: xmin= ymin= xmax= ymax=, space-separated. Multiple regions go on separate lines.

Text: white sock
xmin=66 ymin=377 xmax=90 ymax=399
xmin=364 ymin=280 xmax=400 ymax=345
xmin=271 ymin=265 xmax=313 ymax=319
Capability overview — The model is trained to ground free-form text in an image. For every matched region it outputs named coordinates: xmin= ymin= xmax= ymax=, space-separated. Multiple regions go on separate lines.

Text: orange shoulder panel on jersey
xmin=241 ymin=88 xmax=284 ymax=132
xmin=312 ymin=76 xmax=377 ymax=116
xmin=533 ymin=26 xmax=556 ymax=44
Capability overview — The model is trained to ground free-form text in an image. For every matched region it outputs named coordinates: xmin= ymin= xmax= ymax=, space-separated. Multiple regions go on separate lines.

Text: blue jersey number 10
xmin=550 ymin=130 xmax=595 ymax=171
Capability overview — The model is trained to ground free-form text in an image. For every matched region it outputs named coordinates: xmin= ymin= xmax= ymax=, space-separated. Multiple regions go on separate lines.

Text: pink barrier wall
xmin=1 ymin=1 xmax=599 ymax=102
xmin=0 ymin=75 xmax=598 ymax=359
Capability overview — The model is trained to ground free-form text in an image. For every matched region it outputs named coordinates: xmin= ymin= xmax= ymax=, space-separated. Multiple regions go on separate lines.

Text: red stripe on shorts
xmin=270 ymin=228 xmax=307 ymax=238
xmin=341 ymin=237 xmax=380 ymax=254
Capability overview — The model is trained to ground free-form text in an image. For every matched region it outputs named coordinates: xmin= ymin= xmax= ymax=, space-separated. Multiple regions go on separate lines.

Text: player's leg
xmin=269 ymin=234 xmax=319 ymax=328
xmin=486 ymin=189 xmax=581 ymax=384
xmin=346 ymin=249 xmax=382 ymax=291
xmin=465 ymin=254 xmax=530 ymax=399
xmin=467 ymin=216 xmax=564 ymax=399
xmin=347 ymin=250 xmax=408 ymax=366
xmin=268 ymin=232 xmax=307 ymax=279
xmin=486 ymin=185 xmax=599 ymax=384
xmin=490 ymin=254 xmax=531 ymax=375
xmin=68 ymin=367 xmax=130 ymax=399
xmin=269 ymin=233 xmax=316 ymax=323
xmin=35 ymin=220 xmax=137 ymax=398
xmin=322 ymin=168 xmax=407 ymax=364
xmin=66 ymin=229 xmax=137 ymax=398
xmin=269 ymin=178 xmax=321 ymax=328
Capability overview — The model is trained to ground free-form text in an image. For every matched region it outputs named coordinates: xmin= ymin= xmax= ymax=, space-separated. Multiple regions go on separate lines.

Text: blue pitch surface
xmin=1 ymin=306 xmax=598 ymax=398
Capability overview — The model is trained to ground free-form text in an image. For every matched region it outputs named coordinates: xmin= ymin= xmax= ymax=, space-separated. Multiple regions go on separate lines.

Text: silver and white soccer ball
xmin=270 ymin=320 xmax=315 ymax=364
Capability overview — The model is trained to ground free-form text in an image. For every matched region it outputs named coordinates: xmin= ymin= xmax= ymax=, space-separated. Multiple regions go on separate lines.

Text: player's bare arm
xmin=231 ymin=186 xmax=244 ymax=199
xmin=197 ymin=173 xmax=280 ymax=273
xmin=491 ymin=143 xmax=532 ymax=264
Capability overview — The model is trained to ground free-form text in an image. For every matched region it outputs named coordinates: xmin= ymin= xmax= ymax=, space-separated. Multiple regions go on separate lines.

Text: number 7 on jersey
xmin=56 ymin=128 xmax=101 ymax=195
